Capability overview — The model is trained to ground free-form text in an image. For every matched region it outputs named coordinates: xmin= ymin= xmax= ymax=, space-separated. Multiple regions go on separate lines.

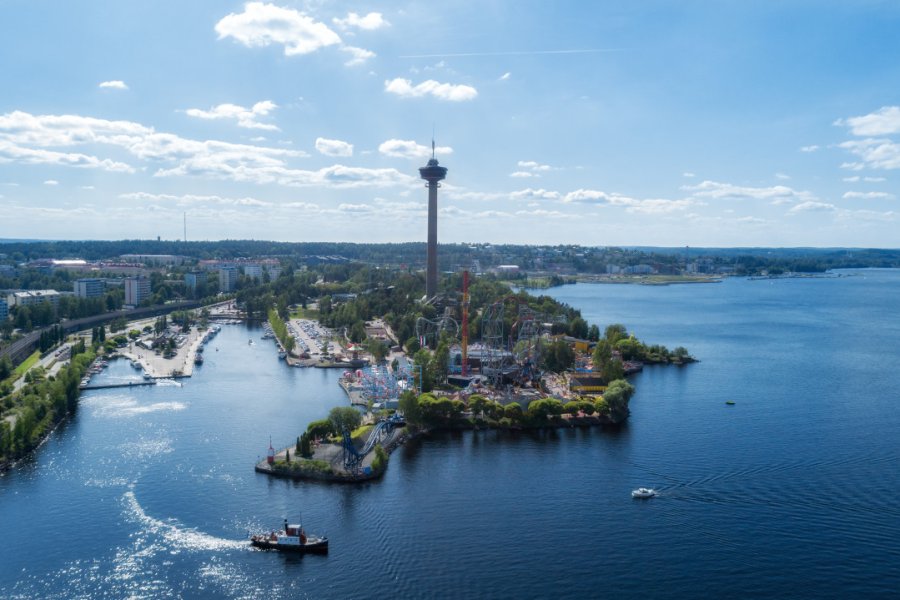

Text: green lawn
xmin=290 ymin=308 xmax=320 ymax=319
xmin=2 ymin=350 xmax=41 ymax=386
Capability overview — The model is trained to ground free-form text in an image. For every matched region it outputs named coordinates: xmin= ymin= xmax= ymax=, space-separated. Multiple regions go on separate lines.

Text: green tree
xmin=542 ymin=340 xmax=574 ymax=372
xmin=603 ymin=379 xmax=635 ymax=423
xmin=398 ymin=390 xmax=422 ymax=426
xmin=605 ymin=324 xmax=627 ymax=345
xmin=328 ymin=406 xmax=362 ymax=433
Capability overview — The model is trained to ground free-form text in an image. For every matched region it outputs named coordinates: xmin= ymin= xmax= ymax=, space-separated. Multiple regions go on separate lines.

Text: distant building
xmin=124 ymin=277 xmax=151 ymax=306
xmin=74 ymin=278 xmax=105 ymax=298
xmin=184 ymin=271 xmax=204 ymax=292
xmin=0 ymin=297 xmax=7 ymax=321
xmin=243 ymin=264 xmax=263 ymax=279
xmin=0 ymin=264 xmax=17 ymax=278
xmin=120 ymin=254 xmax=184 ymax=266
xmin=265 ymin=264 xmax=282 ymax=279
xmin=219 ymin=266 xmax=239 ymax=292
xmin=7 ymin=289 xmax=61 ymax=308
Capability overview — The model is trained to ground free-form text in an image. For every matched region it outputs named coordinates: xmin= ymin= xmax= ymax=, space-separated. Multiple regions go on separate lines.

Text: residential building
xmin=242 ymin=264 xmax=263 ymax=280
xmin=219 ymin=266 xmax=239 ymax=292
xmin=124 ymin=277 xmax=151 ymax=306
xmin=266 ymin=264 xmax=282 ymax=279
xmin=185 ymin=271 xmax=208 ymax=292
xmin=0 ymin=297 xmax=7 ymax=321
xmin=7 ymin=289 xmax=61 ymax=307
xmin=74 ymin=278 xmax=105 ymax=298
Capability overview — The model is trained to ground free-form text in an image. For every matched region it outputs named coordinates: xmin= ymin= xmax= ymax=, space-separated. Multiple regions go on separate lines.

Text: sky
xmin=1 ymin=0 xmax=900 ymax=247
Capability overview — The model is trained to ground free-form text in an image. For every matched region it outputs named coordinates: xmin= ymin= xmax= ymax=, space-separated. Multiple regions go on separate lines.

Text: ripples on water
xmin=3 ymin=274 xmax=900 ymax=598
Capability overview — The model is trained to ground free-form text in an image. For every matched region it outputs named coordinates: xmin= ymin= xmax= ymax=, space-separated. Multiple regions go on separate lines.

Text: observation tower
xmin=419 ymin=141 xmax=448 ymax=299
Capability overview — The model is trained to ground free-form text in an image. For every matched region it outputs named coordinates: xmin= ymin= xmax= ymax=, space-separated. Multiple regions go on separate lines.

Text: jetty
xmin=79 ymin=381 xmax=157 ymax=391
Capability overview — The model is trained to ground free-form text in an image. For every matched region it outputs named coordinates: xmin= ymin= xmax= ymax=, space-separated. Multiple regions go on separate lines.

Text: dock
xmin=79 ymin=381 xmax=157 ymax=391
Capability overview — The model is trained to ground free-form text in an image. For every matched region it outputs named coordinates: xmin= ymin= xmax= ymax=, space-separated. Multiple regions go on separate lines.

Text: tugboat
xmin=250 ymin=519 xmax=328 ymax=553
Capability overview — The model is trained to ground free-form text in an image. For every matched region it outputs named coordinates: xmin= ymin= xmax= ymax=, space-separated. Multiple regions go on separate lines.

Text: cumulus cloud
xmin=509 ymin=188 xmax=561 ymax=201
xmin=120 ymin=192 xmax=272 ymax=207
xmin=563 ymin=189 xmax=695 ymax=214
xmin=789 ymin=201 xmax=837 ymax=213
xmin=43 ymin=179 xmax=59 ymax=185
xmin=836 ymin=106 xmax=900 ymax=136
xmin=842 ymin=191 xmax=894 ymax=200
xmin=682 ymin=180 xmax=816 ymax=204
xmin=510 ymin=171 xmax=534 ymax=178
xmin=378 ymin=139 xmax=452 ymax=159
xmin=799 ymin=145 xmax=819 ymax=152
xmin=342 ymin=46 xmax=375 ymax=66
xmin=333 ymin=12 xmax=389 ymax=30
xmin=384 ymin=78 xmax=478 ymax=101
xmin=838 ymin=138 xmax=900 ymax=170
xmin=185 ymin=100 xmax=279 ymax=130
xmin=315 ymin=137 xmax=353 ymax=157
xmin=215 ymin=2 xmax=341 ymax=56
xmin=98 ymin=80 xmax=128 ymax=90
xmin=0 ymin=110 xmax=412 ymax=189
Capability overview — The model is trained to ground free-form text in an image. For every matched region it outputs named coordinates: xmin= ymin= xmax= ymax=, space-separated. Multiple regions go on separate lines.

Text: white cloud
xmin=775 ymin=172 xmax=790 ymax=180
xmin=215 ymin=2 xmax=341 ymax=57
xmin=342 ymin=46 xmax=375 ymax=66
xmin=378 ymin=139 xmax=452 ymax=159
xmin=185 ymin=100 xmax=279 ymax=131
xmin=865 ymin=176 xmax=887 ymax=182
xmin=384 ymin=78 xmax=478 ymax=102
xmin=563 ymin=189 xmax=695 ymax=213
xmin=839 ymin=138 xmax=900 ymax=170
xmin=789 ymin=201 xmax=836 ymax=213
xmin=509 ymin=188 xmax=561 ymax=201
xmin=517 ymin=160 xmax=552 ymax=172
xmin=81 ymin=185 xmax=95 ymax=190
xmin=98 ymin=80 xmax=128 ymax=90
xmin=333 ymin=12 xmax=389 ymax=31
xmin=510 ymin=171 xmax=534 ymax=178
xmin=842 ymin=191 xmax=894 ymax=200
xmin=682 ymin=172 xmax=696 ymax=178
xmin=843 ymin=176 xmax=860 ymax=182
xmin=121 ymin=191 xmax=272 ymax=207
xmin=315 ymin=137 xmax=353 ymax=157
xmin=799 ymin=145 xmax=819 ymax=152
xmin=682 ymin=180 xmax=815 ymax=203
xmin=43 ymin=179 xmax=59 ymax=185
xmin=0 ymin=110 xmax=414 ymax=189
xmin=836 ymin=106 xmax=900 ymax=136
xmin=499 ymin=72 xmax=511 ymax=81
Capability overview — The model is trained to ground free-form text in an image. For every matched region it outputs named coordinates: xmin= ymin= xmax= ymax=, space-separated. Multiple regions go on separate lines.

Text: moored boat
xmin=250 ymin=520 xmax=328 ymax=553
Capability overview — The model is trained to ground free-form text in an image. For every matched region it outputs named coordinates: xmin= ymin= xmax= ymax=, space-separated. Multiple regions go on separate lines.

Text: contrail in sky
xmin=399 ymin=49 xmax=622 ymax=59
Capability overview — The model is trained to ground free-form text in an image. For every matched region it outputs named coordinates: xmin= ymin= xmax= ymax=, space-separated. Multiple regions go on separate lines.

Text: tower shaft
xmin=426 ymin=181 xmax=439 ymax=297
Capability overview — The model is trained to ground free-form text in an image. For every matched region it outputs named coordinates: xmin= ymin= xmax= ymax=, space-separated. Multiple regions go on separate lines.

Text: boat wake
xmin=85 ymin=395 xmax=187 ymax=418
xmin=122 ymin=490 xmax=246 ymax=552
xmin=155 ymin=379 xmax=183 ymax=387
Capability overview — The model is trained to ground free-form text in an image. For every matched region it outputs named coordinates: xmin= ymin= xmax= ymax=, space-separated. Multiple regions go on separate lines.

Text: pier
xmin=79 ymin=381 xmax=157 ymax=391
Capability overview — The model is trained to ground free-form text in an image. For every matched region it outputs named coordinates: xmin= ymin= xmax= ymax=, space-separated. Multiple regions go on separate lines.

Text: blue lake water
xmin=2 ymin=269 xmax=900 ymax=598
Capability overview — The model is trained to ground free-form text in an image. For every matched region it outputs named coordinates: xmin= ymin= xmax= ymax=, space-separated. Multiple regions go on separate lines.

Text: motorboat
xmin=631 ymin=487 xmax=657 ymax=499
xmin=250 ymin=520 xmax=328 ymax=554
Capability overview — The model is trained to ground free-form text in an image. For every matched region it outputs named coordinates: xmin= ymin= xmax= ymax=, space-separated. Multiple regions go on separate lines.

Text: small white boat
xmin=631 ymin=487 xmax=656 ymax=499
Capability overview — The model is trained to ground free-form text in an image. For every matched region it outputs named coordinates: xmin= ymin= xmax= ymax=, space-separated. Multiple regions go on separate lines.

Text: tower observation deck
xmin=419 ymin=144 xmax=448 ymax=299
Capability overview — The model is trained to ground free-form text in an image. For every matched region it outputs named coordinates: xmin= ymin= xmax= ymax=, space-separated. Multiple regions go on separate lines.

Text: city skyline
xmin=1 ymin=1 xmax=899 ymax=247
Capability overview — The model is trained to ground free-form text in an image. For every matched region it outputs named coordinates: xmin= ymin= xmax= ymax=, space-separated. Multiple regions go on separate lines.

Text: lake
xmin=2 ymin=269 xmax=899 ymax=599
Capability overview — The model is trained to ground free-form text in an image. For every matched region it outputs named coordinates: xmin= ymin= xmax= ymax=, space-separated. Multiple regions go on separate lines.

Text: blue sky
xmin=1 ymin=0 xmax=899 ymax=247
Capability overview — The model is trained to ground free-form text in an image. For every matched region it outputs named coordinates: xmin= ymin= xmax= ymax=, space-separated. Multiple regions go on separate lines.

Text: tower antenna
xmin=431 ymin=123 xmax=435 ymax=159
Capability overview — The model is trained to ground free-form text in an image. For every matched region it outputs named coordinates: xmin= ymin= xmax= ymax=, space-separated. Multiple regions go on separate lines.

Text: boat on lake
xmin=250 ymin=520 xmax=328 ymax=553
xmin=632 ymin=487 xmax=657 ymax=499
